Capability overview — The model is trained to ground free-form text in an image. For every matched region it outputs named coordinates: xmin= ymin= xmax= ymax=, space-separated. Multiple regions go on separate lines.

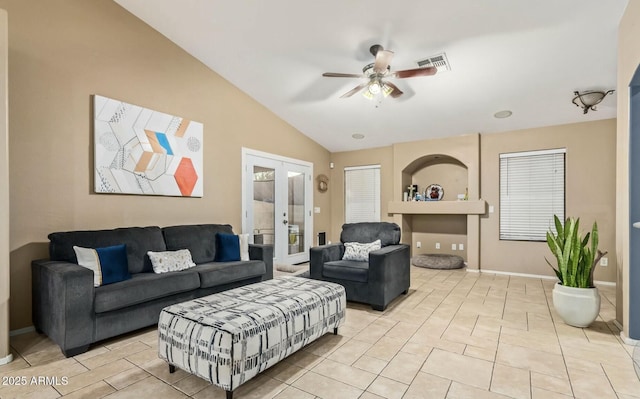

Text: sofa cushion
xmin=215 ymin=233 xmax=241 ymax=262
xmin=49 ymin=226 xmax=166 ymax=274
xmin=340 ymin=222 xmax=401 ymax=247
xmin=148 ymin=249 xmax=196 ymax=274
xmin=195 ymin=260 xmax=266 ymax=288
xmin=162 ymin=224 xmax=234 ymax=264
xmin=73 ymin=244 xmax=131 ymax=286
xmin=323 ymin=260 xmax=369 ymax=283
xmin=94 ymin=270 xmax=200 ymax=313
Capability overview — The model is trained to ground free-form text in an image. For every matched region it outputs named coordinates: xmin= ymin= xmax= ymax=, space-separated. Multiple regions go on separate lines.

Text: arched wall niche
xmin=390 ymin=134 xmax=483 ymax=269
xmin=401 ymin=153 xmax=469 ymax=202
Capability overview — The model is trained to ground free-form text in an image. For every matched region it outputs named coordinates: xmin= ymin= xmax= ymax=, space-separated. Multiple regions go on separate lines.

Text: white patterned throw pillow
xmin=342 ymin=239 xmax=382 ymax=262
xmin=148 ymin=249 xmax=196 ymax=274
xmin=238 ymin=233 xmax=250 ymax=261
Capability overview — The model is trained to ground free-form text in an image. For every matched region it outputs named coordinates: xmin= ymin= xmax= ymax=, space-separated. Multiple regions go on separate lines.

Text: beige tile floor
xmin=2 ymin=266 xmax=640 ymax=399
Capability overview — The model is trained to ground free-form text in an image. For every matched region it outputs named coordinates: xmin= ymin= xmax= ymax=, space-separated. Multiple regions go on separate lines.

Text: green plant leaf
xmin=545 ymin=257 xmax=563 ymax=283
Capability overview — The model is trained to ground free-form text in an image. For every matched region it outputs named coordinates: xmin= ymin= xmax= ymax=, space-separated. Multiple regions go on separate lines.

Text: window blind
xmin=345 ymin=165 xmax=380 ymax=223
xmin=499 ymin=149 xmax=565 ymax=241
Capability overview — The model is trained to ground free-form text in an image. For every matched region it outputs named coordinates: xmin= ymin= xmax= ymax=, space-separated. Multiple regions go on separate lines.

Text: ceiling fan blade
xmin=373 ymin=50 xmax=394 ymax=73
xmin=340 ymin=82 xmax=369 ymax=98
xmin=384 ymin=81 xmax=404 ymax=98
xmin=322 ymin=72 xmax=363 ymax=78
xmin=392 ymin=66 xmax=437 ymax=78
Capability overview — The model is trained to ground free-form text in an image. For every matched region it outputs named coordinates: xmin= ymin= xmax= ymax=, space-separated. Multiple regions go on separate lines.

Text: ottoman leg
xmin=226 ymin=390 xmax=233 ymax=399
xmin=333 ymin=327 xmax=338 ymax=335
xmin=169 ymin=365 xmax=176 ymax=374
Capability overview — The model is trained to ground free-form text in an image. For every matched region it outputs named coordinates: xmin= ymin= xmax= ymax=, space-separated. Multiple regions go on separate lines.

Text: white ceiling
xmin=114 ymin=0 xmax=627 ymax=152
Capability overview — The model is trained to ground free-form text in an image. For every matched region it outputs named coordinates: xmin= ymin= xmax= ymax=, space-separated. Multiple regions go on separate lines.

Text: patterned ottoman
xmin=157 ymin=276 xmax=346 ymax=399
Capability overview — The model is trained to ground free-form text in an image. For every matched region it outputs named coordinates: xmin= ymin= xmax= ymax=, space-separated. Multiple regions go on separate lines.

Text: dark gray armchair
xmin=310 ymin=222 xmax=410 ymax=311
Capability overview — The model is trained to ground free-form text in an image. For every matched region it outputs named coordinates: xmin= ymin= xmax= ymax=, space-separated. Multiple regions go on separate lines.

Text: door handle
xmin=634 ymin=222 xmax=640 ymax=229
xmin=283 ymin=220 xmax=288 ymax=225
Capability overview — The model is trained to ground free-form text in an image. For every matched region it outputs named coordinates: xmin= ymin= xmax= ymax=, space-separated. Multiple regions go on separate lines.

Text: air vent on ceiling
xmin=416 ymin=52 xmax=450 ymax=72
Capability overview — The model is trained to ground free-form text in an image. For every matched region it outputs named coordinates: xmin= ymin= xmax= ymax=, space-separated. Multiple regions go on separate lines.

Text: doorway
xmin=242 ymin=148 xmax=313 ymax=265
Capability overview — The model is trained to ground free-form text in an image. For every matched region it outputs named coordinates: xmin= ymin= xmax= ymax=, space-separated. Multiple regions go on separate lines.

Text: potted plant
xmin=546 ymin=215 xmax=607 ymax=327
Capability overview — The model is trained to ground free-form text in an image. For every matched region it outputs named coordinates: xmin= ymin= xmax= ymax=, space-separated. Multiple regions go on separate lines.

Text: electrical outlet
xmin=452 ymin=244 xmax=457 ymax=250
xmin=600 ymin=257 xmax=608 ymax=267
xmin=416 ymin=241 xmax=422 ymax=248
xmin=459 ymin=243 xmax=464 ymax=251
xmin=435 ymin=243 xmax=440 ymax=249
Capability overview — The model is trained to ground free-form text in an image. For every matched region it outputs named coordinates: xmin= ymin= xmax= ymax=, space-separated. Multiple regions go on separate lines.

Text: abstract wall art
xmin=93 ymin=95 xmax=203 ymax=197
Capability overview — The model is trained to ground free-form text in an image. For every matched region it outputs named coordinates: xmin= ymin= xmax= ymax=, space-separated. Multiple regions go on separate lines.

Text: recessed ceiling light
xmin=494 ymin=110 xmax=513 ymax=119
xmin=352 ymin=133 xmax=365 ymax=139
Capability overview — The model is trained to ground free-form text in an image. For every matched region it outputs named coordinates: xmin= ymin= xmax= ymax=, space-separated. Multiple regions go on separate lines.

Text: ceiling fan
xmin=322 ymin=44 xmax=437 ymax=99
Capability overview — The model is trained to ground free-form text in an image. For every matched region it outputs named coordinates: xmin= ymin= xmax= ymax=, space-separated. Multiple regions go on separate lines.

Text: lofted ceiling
xmin=114 ymin=0 xmax=627 ymax=152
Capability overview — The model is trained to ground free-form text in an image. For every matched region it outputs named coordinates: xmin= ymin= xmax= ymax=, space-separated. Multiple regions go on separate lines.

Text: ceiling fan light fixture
xmin=572 ymin=90 xmax=614 ymax=114
xmin=368 ymin=81 xmax=381 ymax=95
xmin=381 ymin=83 xmax=394 ymax=98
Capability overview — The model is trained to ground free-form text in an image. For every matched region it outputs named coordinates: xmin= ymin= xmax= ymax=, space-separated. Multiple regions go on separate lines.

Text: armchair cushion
xmin=323 ymin=260 xmax=369 ymax=283
xmin=340 ymin=222 xmax=401 ymax=246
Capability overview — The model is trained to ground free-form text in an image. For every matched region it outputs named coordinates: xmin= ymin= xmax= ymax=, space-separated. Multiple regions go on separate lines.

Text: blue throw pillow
xmin=215 ymin=233 xmax=241 ymax=262
xmin=73 ymin=244 xmax=131 ymax=286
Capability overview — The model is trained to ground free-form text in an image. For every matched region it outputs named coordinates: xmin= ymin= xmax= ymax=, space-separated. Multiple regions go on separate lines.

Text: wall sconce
xmin=572 ymin=90 xmax=614 ymax=114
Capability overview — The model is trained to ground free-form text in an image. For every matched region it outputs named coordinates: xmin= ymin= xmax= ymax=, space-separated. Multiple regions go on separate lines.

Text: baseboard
xmin=468 ymin=269 xmax=617 ymax=287
xmin=621 ymin=331 xmax=640 ymax=345
xmin=476 ymin=269 xmax=557 ymax=280
xmin=613 ymin=319 xmax=624 ymax=331
xmin=0 ymin=353 xmax=13 ymax=365
xmin=10 ymin=326 xmax=35 ymax=336
xmin=594 ymin=280 xmax=616 ymax=287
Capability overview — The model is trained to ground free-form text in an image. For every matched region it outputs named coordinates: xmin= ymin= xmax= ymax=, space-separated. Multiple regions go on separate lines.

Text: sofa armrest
xmin=309 ymin=244 xmax=344 ymax=280
xmin=368 ymin=244 xmax=410 ymax=308
xmin=31 ymin=259 xmax=95 ymax=357
xmin=249 ymin=244 xmax=274 ymax=280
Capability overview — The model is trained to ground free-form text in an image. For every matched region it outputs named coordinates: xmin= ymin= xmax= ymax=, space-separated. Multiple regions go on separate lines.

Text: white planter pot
xmin=552 ymin=282 xmax=601 ymax=328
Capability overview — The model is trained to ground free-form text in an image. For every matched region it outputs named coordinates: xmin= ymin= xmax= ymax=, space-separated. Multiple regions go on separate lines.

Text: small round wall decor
xmin=426 ymin=184 xmax=444 ymax=201
xmin=317 ymin=174 xmax=329 ymax=192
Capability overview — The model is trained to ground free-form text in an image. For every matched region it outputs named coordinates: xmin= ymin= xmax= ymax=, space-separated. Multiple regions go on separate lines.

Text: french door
xmin=242 ymin=149 xmax=313 ymax=265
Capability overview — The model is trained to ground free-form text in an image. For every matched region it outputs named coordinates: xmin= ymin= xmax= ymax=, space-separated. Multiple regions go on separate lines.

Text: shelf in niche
xmin=388 ymin=200 xmax=486 ymax=215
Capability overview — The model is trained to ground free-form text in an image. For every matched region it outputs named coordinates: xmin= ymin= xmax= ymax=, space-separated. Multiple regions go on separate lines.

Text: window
xmin=344 ymin=165 xmax=380 ymax=223
xmin=499 ymin=149 xmax=565 ymax=241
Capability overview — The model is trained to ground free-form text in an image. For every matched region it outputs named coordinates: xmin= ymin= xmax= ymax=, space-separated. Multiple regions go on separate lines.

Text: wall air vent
xmin=416 ymin=52 xmax=451 ymax=72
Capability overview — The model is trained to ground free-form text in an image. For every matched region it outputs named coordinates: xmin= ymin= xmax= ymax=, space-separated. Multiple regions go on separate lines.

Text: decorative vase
xmin=552 ymin=282 xmax=601 ymax=327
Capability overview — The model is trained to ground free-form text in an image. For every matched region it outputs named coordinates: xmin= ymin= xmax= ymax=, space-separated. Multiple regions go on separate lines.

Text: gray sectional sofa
xmin=31 ymin=224 xmax=273 ymax=357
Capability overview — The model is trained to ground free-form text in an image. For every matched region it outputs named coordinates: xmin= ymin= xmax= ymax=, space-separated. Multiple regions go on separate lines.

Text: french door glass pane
xmin=287 ymin=171 xmax=305 ymax=255
xmin=253 ymin=166 xmax=275 ymax=248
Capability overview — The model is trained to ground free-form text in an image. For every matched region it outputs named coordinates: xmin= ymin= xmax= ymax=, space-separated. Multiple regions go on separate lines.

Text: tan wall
xmin=481 ymin=119 xmax=617 ymax=281
xmin=329 ymin=146 xmax=394 ymax=242
xmin=0 ymin=8 xmax=9 ymax=361
xmin=330 ymin=124 xmax=616 ymax=280
xmin=617 ymin=2 xmax=640 ymax=334
xmin=3 ymin=0 xmax=330 ymax=330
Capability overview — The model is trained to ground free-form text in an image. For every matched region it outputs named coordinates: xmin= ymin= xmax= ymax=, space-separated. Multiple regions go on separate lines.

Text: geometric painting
xmin=93 ymin=95 xmax=203 ymax=197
